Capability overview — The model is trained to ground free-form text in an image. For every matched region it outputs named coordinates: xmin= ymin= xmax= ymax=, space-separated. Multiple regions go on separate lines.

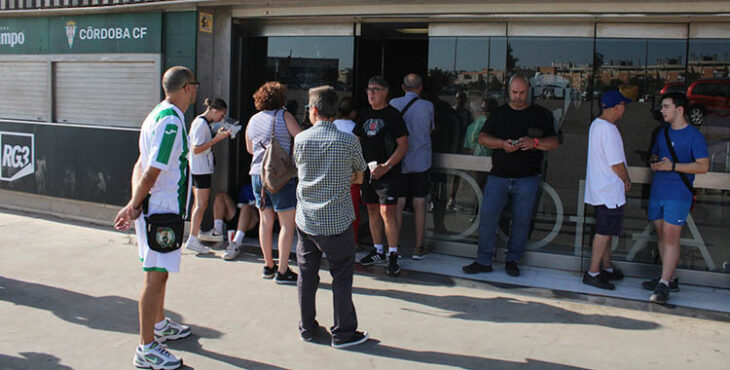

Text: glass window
xmin=266 ymin=37 xmax=354 ymax=125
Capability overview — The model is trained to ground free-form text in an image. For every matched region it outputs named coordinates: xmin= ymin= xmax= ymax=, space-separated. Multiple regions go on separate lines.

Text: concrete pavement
xmin=1 ymin=209 xmax=729 ymax=369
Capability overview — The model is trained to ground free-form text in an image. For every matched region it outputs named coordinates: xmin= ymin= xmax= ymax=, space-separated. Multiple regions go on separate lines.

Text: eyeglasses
xmin=366 ymin=87 xmax=387 ymax=93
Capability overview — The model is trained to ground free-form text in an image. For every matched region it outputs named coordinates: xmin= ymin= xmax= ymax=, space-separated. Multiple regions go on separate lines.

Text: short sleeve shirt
xmin=650 ymin=124 xmax=709 ymax=201
xmin=189 ymin=116 xmax=215 ymax=175
xmin=138 ymin=101 xmax=190 ymax=217
xmin=390 ymin=92 xmax=435 ymax=173
xmin=295 ymin=121 xmax=367 ymax=236
xmin=353 ymin=105 xmax=408 ymax=173
xmin=584 ymin=118 xmax=627 ymax=208
xmin=480 ymin=104 xmax=556 ymax=178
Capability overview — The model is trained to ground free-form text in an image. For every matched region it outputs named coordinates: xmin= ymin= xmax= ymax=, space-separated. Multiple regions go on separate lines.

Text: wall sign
xmin=199 ymin=12 xmax=213 ymax=33
xmin=0 ymin=131 xmax=34 ymax=182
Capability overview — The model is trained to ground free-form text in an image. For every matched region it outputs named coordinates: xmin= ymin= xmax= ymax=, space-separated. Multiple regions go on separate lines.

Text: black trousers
xmin=296 ymin=225 xmax=358 ymax=341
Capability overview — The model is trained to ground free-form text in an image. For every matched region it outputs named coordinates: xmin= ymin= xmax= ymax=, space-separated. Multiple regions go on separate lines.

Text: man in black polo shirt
xmin=462 ymin=75 xmax=559 ymax=277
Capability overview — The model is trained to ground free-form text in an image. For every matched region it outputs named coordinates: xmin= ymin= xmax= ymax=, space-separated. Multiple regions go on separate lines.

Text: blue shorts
xmin=648 ymin=198 xmax=691 ymax=226
xmin=251 ymin=175 xmax=297 ymax=212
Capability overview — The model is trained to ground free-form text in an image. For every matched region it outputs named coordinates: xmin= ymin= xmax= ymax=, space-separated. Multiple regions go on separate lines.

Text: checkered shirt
xmin=294 ymin=120 xmax=367 ymax=236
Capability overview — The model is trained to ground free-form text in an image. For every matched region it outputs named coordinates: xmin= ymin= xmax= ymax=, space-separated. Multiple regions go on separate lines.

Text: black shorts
xmin=225 ymin=207 xmax=241 ymax=230
xmin=361 ymin=173 xmax=401 ymax=206
xmin=192 ymin=174 xmax=212 ymax=189
xmin=594 ymin=205 xmax=624 ymax=237
xmin=400 ymin=170 xmax=430 ymax=198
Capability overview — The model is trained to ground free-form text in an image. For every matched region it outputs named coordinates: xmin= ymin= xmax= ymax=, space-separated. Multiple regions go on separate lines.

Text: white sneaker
xmin=222 ymin=241 xmax=242 ymax=260
xmin=184 ymin=238 xmax=212 ymax=254
xmin=198 ymin=229 xmax=224 ymax=243
xmin=133 ymin=341 xmax=182 ymax=369
xmin=154 ymin=317 xmax=191 ymax=342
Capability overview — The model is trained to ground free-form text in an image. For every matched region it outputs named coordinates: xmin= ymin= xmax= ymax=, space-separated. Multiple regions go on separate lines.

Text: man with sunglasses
xmin=115 ymin=66 xmax=199 ymax=369
xmin=354 ymin=76 xmax=409 ymax=276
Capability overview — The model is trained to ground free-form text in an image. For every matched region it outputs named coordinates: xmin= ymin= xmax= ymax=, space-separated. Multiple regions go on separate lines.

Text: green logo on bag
xmin=155 ymin=227 xmax=175 ymax=249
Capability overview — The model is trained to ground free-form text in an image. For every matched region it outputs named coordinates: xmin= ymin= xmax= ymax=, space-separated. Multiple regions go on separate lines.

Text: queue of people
xmin=115 ymin=65 xmax=709 ymax=369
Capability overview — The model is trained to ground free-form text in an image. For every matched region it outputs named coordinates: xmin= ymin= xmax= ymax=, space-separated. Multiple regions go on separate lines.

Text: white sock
xmin=188 ymin=235 xmax=198 ymax=243
xmin=154 ymin=319 xmax=167 ymax=330
xmin=603 ymin=267 xmax=614 ymax=273
xmin=141 ymin=341 xmax=156 ymax=351
xmin=374 ymin=244 xmax=384 ymax=254
xmin=233 ymin=230 xmax=245 ymax=244
xmin=214 ymin=220 xmax=224 ymax=233
xmin=588 ymin=271 xmax=600 ymax=277
xmin=659 ymin=279 xmax=670 ymax=286
xmin=388 ymin=246 xmax=398 ymax=254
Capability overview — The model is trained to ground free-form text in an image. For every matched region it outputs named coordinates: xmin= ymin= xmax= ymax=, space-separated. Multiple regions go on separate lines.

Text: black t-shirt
xmin=480 ymin=104 xmax=556 ymax=178
xmin=354 ymin=105 xmax=409 ymax=173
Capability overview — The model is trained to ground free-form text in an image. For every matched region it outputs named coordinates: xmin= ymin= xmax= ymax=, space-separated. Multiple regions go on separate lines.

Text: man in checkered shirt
xmin=293 ymin=85 xmax=369 ymax=349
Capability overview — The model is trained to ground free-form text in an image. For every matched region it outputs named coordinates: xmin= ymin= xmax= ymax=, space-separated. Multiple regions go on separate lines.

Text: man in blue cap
xmin=582 ymin=90 xmax=632 ymax=290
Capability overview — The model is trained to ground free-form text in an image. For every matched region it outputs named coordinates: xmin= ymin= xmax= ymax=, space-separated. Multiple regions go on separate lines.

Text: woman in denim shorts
xmin=245 ymin=82 xmax=302 ymax=284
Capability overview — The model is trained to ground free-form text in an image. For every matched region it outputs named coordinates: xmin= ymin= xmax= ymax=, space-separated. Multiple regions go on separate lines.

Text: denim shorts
xmin=251 ymin=175 xmax=297 ymax=212
xmin=648 ymin=197 xmax=691 ymax=226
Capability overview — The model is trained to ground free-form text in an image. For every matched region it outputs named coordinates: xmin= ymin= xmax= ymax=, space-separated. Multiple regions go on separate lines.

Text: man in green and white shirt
xmin=115 ymin=66 xmax=197 ymax=370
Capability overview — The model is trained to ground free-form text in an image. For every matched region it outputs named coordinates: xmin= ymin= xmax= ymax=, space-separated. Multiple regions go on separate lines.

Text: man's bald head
xmin=162 ymin=66 xmax=194 ymax=94
xmin=403 ymin=73 xmax=423 ymax=91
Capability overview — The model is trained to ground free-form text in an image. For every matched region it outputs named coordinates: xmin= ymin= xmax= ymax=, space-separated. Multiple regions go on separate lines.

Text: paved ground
xmin=1 ymin=209 xmax=729 ymax=370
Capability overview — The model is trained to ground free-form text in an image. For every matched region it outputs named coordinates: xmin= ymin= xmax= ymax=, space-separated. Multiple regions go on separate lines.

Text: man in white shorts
xmin=115 ymin=66 xmax=199 ymax=370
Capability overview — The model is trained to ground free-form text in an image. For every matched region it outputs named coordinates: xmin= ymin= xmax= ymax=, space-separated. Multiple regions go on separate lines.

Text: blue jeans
xmin=477 ymin=174 xmax=540 ymax=265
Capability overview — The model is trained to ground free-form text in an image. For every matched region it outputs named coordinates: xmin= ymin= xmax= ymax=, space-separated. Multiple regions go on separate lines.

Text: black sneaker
xmin=462 ymin=261 xmax=493 ymax=274
xmin=262 ymin=263 xmax=278 ymax=279
xmin=602 ymin=268 xmax=624 ymax=281
xmin=275 ymin=268 xmax=298 ymax=285
xmin=386 ymin=252 xmax=401 ymax=276
xmin=359 ymin=250 xmax=387 ymax=266
xmin=331 ymin=331 xmax=369 ymax=349
xmin=650 ymin=281 xmax=670 ymax=304
xmin=582 ymin=272 xmax=615 ymax=290
xmin=642 ymin=278 xmax=680 ymax=292
xmin=300 ymin=322 xmax=320 ymax=342
xmin=505 ymin=261 xmax=520 ymax=277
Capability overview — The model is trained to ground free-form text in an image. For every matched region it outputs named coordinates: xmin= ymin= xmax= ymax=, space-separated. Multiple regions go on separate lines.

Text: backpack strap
xmin=663 ymin=125 xmax=695 ymax=194
xmin=398 ymin=96 xmax=419 ymax=117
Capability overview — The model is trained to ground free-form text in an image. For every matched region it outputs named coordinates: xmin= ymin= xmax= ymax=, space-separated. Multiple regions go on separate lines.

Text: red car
xmin=685 ymin=79 xmax=730 ymax=125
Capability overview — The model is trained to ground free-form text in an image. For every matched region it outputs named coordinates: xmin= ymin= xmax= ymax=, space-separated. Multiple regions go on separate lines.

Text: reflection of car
xmin=660 ymin=82 xmax=686 ymax=95
xmin=686 ymin=79 xmax=730 ymax=125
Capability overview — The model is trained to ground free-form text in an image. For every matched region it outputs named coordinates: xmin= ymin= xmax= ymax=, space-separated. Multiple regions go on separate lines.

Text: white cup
xmin=368 ymin=161 xmax=378 ymax=172
xmin=227 ymin=229 xmax=235 ymax=242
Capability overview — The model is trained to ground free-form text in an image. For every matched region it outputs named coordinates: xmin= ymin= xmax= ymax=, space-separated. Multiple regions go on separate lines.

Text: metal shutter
xmin=0 ymin=62 xmax=49 ymax=121
xmin=54 ymin=61 xmax=158 ymax=127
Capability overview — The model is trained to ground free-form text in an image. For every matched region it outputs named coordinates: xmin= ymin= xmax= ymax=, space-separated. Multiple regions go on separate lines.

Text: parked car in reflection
xmin=685 ymin=79 xmax=730 ymax=126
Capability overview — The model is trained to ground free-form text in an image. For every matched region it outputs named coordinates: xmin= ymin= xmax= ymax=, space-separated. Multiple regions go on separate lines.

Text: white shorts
xmin=134 ymin=216 xmax=182 ymax=273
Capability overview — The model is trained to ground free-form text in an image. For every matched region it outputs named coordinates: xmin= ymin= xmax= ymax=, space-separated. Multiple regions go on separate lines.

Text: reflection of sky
xmin=647 ymin=39 xmax=686 ymax=64
xmin=510 ymin=37 xmax=593 ymax=68
xmin=689 ymin=39 xmax=730 ymax=62
xmin=268 ymin=37 xmax=354 ymax=68
xmin=428 ymin=37 xmax=506 ymax=71
xmin=597 ymin=39 xmax=646 ymax=66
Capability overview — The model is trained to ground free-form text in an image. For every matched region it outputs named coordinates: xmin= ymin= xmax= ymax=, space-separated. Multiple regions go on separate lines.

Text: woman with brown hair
xmin=245 ymin=82 xmax=302 ymax=283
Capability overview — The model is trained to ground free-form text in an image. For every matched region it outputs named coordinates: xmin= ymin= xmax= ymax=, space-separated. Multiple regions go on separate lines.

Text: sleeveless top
xmin=247 ymin=109 xmax=292 ymax=176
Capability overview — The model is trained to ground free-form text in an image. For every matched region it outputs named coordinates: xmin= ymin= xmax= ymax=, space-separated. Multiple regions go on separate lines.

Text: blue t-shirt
xmin=650 ymin=124 xmax=708 ymax=201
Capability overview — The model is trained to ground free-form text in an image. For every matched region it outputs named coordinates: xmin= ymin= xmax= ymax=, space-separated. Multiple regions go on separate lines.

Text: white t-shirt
xmin=585 ymin=118 xmax=627 ymax=208
xmin=333 ymin=119 xmax=356 ymax=136
xmin=189 ymin=116 xmax=215 ymax=175
xmin=138 ymin=101 xmax=191 ymax=217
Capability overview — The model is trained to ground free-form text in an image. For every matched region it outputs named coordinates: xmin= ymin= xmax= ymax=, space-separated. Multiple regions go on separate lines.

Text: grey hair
xmin=308 ymin=85 xmax=339 ymax=119
xmin=508 ymin=74 xmax=530 ymax=88
xmin=367 ymin=75 xmax=389 ymax=89
xmin=403 ymin=73 xmax=422 ymax=90
xmin=162 ymin=66 xmax=194 ymax=94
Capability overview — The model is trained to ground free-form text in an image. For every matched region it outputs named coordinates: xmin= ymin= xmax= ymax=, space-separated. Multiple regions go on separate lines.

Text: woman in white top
xmin=185 ymin=97 xmax=231 ymax=254
xmin=245 ymin=81 xmax=302 ymax=283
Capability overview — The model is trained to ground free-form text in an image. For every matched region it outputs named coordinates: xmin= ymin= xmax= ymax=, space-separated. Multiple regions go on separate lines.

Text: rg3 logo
xmin=0 ymin=132 xmax=34 ymax=182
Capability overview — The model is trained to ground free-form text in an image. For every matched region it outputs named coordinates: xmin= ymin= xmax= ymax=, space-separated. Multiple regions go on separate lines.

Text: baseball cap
xmin=601 ymin=90 xmax=631 ymax=109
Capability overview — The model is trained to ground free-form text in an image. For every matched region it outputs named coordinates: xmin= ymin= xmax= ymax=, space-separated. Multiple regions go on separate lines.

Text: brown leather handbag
xmin=260 ymin=109 xmax=296 ymax=197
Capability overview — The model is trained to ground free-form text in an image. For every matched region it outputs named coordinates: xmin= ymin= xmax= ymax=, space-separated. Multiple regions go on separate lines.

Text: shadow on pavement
xmin=0 ymin=277 xmax=281 ymax=369
xmin=318 ymin=283 xmax=660 ymax=330
xmin=0 ymin=352 xmax=73 ymax=370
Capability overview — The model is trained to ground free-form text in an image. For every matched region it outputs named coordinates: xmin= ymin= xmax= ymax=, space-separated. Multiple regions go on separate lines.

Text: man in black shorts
xmin=199 ymin=183 xmax=259 ymax=260
xmin=354 ymin=75 xmax=409 ymax=276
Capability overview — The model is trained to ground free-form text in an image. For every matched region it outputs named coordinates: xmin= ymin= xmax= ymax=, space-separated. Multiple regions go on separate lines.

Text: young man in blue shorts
xmin=645 ymin=92 xmax=709 ymax=304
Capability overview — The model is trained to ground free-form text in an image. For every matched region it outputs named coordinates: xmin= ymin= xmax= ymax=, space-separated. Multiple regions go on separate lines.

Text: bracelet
xmin=533 ymin=138 xmax=539 ymax=149
xmin=672 ymin=162 xmax=676 ymax=172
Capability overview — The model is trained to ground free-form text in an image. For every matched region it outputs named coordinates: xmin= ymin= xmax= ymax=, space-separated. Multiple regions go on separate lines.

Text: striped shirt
xmin=138 ymin=101 xmax=190 ymax=217
xmin=246 ymin=109 xmax=292 ymax=176
xmin=294 ymin=120 xmax=367 ymax=236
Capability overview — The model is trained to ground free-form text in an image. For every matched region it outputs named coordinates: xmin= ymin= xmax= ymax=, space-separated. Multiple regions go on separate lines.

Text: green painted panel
xmin=0 ymin=18 xmax=50 ymax=54
xmin=163 ymin=11 xmax=197 ymax=121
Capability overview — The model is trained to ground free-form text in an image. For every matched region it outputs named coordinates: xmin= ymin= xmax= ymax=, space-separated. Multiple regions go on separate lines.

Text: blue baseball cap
xmin=601 ymin=90 xmax=631 ymax=108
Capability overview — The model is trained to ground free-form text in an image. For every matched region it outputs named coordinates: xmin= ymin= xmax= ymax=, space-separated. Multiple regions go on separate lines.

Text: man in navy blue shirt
xmin=644 ymin=92 xmax=709 ymax=304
